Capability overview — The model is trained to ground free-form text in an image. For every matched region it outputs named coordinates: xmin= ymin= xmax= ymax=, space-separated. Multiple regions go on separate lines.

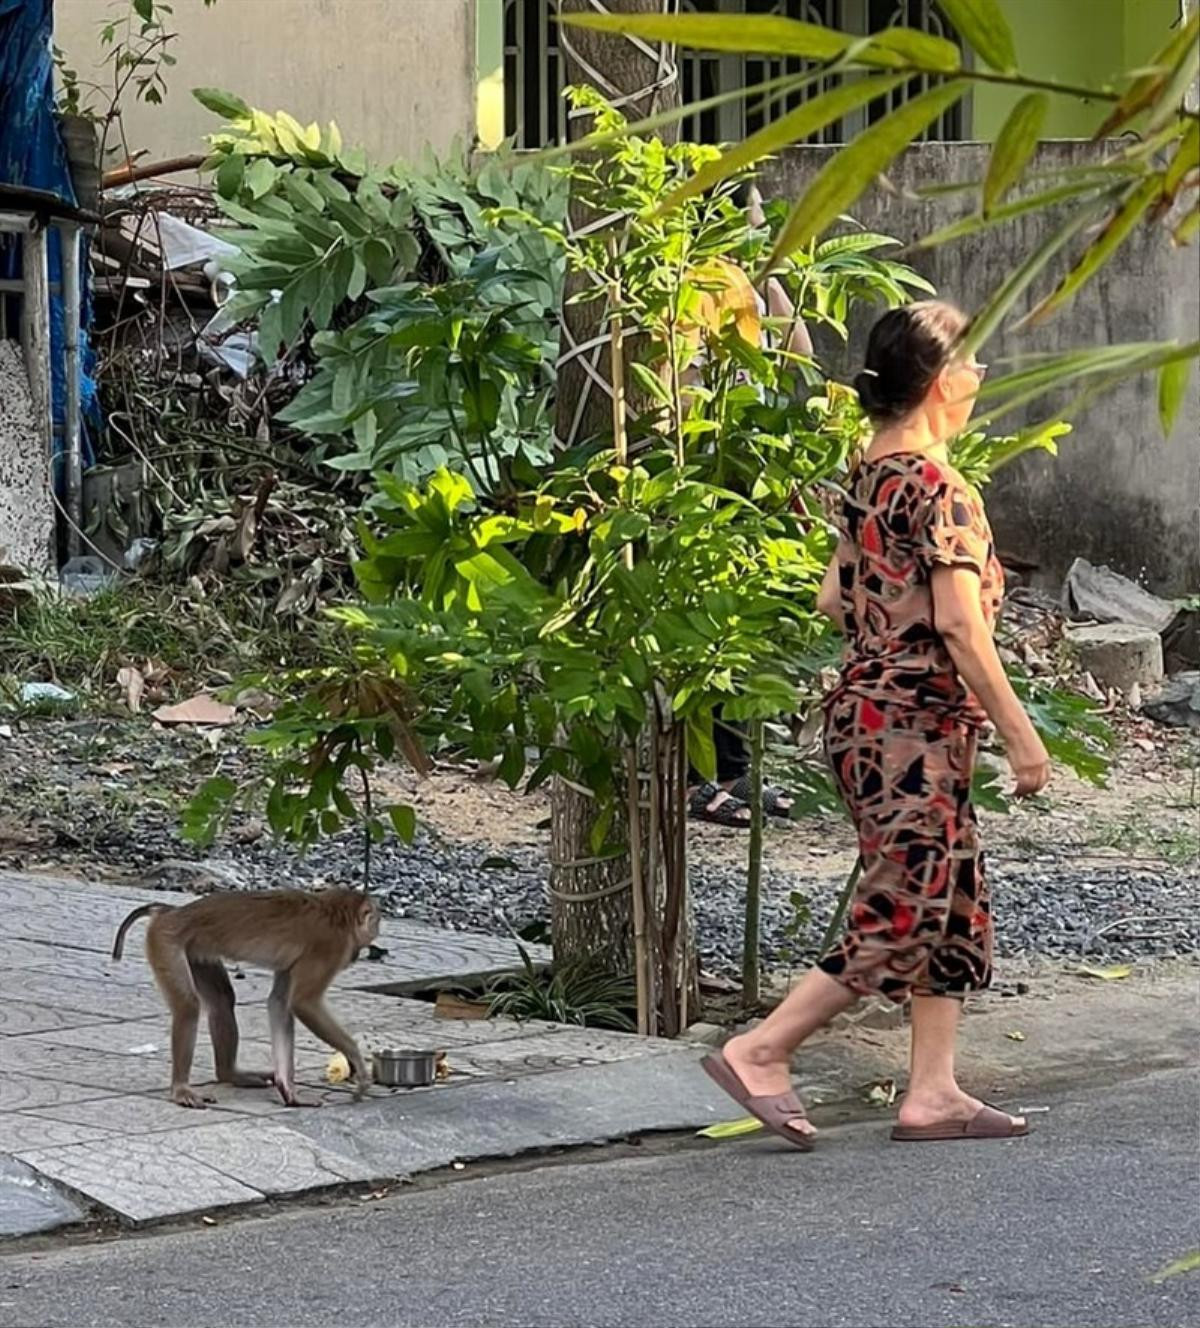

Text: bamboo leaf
xmin=697 ymin=1117 xmax=765 ymax=1139
xmin=1095 ymin=13 xmax=1199 ymax=138
xmin=868 ymin=26 xmax=961 ymax=72
xmin=918 ymin=177 xmax=1110 ymax=249
xmin=1150 ymin=1251 xmax=1200 ymax=1284
xmin=769 ymin=81 xmax=968 ymax=264
xmin=1073 ymin=963 xmax=1132 ymax=981
xmin=559 ymin=12 xmax=862 ymax=62
xmin=1165 ymin=120 xmax=1200 ymax=200
xmin=1147 ymin=12 xmax=1200 ymax=132
xmin=959 ymin=195 xmax=1115 ymax=356
xmin=936 ymin=0 xmax=1018 ymax=72
xmin=1022 ymin=174 xmax=1163 ymax=326
xmin=1174 ymin=204 xmax=1200 ymax=245
xmin=984 ymin=93 xmax=1049 ymax=214
xmin=659 ymin=75 xmax=906 ymax=213
xmin=558 ymin=10 xmax=957 ymax=72
xmin=1158 ymin=358 xmax=1191 ymax=437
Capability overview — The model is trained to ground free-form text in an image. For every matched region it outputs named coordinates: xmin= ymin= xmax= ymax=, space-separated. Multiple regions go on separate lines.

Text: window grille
xmin=502 ymin=0 xmax=969 ymax=149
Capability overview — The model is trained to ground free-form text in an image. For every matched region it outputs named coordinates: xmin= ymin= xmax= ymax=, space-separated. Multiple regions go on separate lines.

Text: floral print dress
xmin=818 ymin=454 xmax=1005 ymax=1003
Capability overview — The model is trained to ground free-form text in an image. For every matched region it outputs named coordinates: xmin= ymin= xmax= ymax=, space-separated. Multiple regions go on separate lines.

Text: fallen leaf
xmin=152 ymin=693 xmax=237 ymax=727
xmin=326 ymin=1051 xmax=351 ymax=1084
xmin=116 ymin=665 xmax=145 ymax=714
xmin=1074 ymin=963 xmax=1133 ymax=981
xmin=1150 ymin=1250 xmax=1200 ymax=1283
xmin=1005 ymin=1030 xmax=1026 ymax=1042
xmin=697 ymin=1117 xmax=765 ymax=1139
xmin=434 ymin=991 xmax=491 ymax=1021
xmin=201 ymin=1216 xmax=217 ymax=1227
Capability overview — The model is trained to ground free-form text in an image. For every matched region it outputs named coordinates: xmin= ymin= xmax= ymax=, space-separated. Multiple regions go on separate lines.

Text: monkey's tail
xmin=111 ymin=904 xmax=169 ymax=960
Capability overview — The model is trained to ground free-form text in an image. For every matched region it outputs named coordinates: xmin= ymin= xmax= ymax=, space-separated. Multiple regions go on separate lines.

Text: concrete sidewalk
xmin=1 ymin=869 xmax=1195 ymax=1237
xmin=0 ymin=870 xmax=732 ymax=1232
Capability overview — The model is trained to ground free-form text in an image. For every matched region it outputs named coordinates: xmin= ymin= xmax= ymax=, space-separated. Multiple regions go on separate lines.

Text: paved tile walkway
xmin=0 ymin=870 xmax=687 ymax=1228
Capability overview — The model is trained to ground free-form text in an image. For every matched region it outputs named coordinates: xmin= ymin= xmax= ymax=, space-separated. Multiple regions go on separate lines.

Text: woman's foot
xmin=897 ymin=1086 xmax=1025 ymax=1134
xmin=688 ymin=782 xmax=752 ymax=827
xmin=721 ymin=1032 xmax=816 ymax=1140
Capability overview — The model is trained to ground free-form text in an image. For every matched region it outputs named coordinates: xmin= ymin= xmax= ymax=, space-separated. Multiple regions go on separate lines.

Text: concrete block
xmin=1065 ymin=623 xmax=1164 ymax=694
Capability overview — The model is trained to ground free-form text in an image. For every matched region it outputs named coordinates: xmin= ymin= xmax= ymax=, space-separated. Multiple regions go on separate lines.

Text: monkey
xmin=112 ymin=889 xmax=379 ymax=1110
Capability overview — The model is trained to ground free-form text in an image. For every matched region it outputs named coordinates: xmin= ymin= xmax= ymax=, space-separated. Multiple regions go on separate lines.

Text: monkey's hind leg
xmin=189 ymin=958 xmax=274 ymax=1091
xmin=146 ymin=931 xmax=213 ymax=1109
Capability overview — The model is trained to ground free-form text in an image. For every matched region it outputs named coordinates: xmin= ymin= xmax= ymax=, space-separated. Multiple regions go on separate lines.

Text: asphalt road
xmin=3 ymin=1067 xmax=1197 ymax=1328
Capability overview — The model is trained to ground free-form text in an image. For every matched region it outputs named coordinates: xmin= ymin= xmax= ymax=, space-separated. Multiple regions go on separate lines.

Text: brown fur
xmin=113 ymin=889 xmax=379 ymax=1110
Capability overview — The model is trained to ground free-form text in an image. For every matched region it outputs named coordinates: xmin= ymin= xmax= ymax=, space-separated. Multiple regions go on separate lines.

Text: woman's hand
xmin=1006 ymin=731 xmax=1051 ymax=798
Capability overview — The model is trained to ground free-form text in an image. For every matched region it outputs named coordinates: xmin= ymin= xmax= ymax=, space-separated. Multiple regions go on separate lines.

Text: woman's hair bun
xmin=854 ymin=301 xmax=968 ymax=423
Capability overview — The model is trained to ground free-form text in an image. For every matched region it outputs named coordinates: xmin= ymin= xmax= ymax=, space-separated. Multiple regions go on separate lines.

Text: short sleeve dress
xmin=818 ymin=454 xmax=1005 ymax=1004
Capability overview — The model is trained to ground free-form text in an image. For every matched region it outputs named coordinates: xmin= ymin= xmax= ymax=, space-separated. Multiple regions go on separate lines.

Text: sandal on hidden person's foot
xmin=688 ymin=782 xmax=751 ymax=828
xmin=890 ymin=1103 xmax=1029 ymax=1142
xmin=727 ymin=776 xmax=794 ymax=820
xmin=701 ymin=1049 xmax=814 ymax=1152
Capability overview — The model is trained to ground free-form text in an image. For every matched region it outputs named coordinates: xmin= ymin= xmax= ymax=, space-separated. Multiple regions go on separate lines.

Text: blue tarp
xmin=0 ymin=0 xmax=98 ymax=484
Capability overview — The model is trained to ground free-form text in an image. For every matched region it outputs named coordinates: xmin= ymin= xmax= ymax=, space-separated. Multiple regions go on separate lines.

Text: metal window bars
xmin=502 ymin=0 xmax=969 ymax=149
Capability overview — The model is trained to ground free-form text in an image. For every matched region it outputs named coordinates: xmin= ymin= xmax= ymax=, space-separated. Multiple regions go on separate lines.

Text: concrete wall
xmin=54 ymin=0 xmax=477 ymax=167
xmin=760 ymin=142 xmax=1200 ymax=596
xmin=0 ymin=342 xmax=53 ymax=576
xmin=972 ymin=0 xmax=1179 ymax=140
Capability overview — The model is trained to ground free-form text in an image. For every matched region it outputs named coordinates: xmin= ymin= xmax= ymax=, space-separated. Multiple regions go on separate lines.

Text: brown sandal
xmin=891 ymin=1103 xmax=1029 ymax=1142
xmin=701 ymin=1050 xmax=815 ymax=1152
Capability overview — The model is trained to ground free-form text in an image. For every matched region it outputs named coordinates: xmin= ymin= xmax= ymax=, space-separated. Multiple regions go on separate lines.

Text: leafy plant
xmin=485 ymin=944 xmax=636 ymax=1031
xmin=557 ymin=4 xmax=1200 ymax=419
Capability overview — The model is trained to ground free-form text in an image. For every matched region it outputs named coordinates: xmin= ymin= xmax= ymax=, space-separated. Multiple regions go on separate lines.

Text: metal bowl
xmin=372 ymin=1048 xmax=438 ymax=1088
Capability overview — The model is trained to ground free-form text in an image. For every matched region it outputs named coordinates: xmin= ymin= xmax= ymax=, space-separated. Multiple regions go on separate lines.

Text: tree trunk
xmin=555 ymin=0 xmax=681 ymax=449
xmin=550 ymin=0 xmax=681 ymax=989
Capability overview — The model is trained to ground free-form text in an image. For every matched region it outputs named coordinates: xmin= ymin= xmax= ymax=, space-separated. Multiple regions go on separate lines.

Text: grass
xmin=0 ymin=583 xmax=344 ymax=710
xmin=1088 ymin=811 xmax=1200 ymax=867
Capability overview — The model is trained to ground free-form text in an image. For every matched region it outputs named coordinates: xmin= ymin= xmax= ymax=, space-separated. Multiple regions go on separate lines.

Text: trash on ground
xmin=152 ymin=693 xmax=237 ymax=726
xmin=20 ymin=682 xmax=76 ymax=707
xmin=1073 ymin=963 xmax=1133 ymax=981
xmin=325 ymin=1051 xmax=351 ymax=1084
xmin=862 ymin=1078 xmax=898 ymax=1107
xmin=697 ymin=1117 xmax=765 ymax=1139
xmin=1005 ymin=1030 xmax=1026 ymax=1041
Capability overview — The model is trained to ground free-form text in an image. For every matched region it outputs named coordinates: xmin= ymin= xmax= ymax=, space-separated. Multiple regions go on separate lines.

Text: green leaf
xmin=769 ymin=81 xmax=968 ymax=263
xmin=918 ymin=177 xmax=1109 ymax=249
xmin=1158 ymin=358 xmax=1191 ymax=438
xmin=1073 ymin=963 xmax=1132 ymax=981
xmin=1022 ymin=174 xmax=1163 ymax=326
xmin=244 ymin=158 xmax=278 ymax=200
xmin=696 ymin=1117 xmax=764 ymax=1139
xmin=1150 ymin=1251 xmax=1200 ymax=1284
xmin=660 ymin=74 xmax=906 ymax=212
xmin=936 ymin=0 xmax=1017 ymax=72
xmin=959 ymin=196 xmax=1114 ymax=357
xmin=215 ymin=151 xmax=245 ymax=200
xmin=558 ymin=12 xmax=857 ymax=61
xmin=193 ymin=86 xmax=252 ymax=120
xmin=387 ymin=804 xmax=416 ymax=843
xmin=1166 ymin=120 xmax=1200 ymax=199
xmin=685 ymin=710 xmax=717 ymax=782
xmin=983 ymin=93 xmax=1048 ymax=215
xmin=557 ymin=10 xmax=955 ymax=72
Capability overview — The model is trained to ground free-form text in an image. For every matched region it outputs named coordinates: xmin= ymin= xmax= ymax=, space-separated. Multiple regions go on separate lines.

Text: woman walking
xmin=704 ymin=301 xmax=1050 ymax=1148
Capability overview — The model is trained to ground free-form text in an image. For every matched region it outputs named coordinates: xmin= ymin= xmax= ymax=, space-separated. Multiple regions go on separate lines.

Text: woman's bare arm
xmin=931 ymin=566 xmax=1050 ymax=796
xmin=816 ymin=557 xmax=844 ymax=628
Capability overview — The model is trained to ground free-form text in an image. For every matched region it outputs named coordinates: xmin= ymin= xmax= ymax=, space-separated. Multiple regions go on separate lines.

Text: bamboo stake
xmin=626 ymin=747 xmax=651 ymax=1036
xmin=743 ymin=717 xmax=765 ymax=1007
xmin=820 ymin=858 xmax=863 ymax=956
